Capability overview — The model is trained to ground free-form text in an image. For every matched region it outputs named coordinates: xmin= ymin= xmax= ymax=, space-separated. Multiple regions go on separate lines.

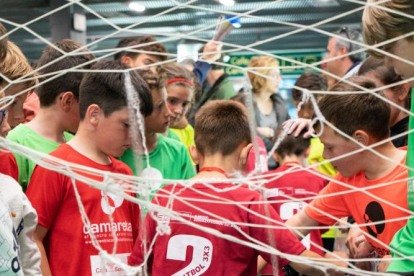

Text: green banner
xmin=224 ymin=52 xmax=324 ymax=77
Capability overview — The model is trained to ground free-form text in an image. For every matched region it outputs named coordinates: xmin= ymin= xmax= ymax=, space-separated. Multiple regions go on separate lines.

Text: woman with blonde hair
xmin=248 ymin=56 xmax=289 ymax=169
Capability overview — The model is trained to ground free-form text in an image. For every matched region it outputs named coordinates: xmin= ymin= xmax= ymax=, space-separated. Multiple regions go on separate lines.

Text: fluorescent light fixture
xmin=219 ymin=0 xmax=235 ymax=6
xmin=129 ymin=2 xmax=146 ymax=12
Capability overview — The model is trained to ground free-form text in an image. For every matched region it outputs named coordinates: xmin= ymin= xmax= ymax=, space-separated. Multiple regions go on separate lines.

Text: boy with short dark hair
xmin=128 ymin=100 xmax=345 ymax=276
xmin=261 ymin=129 xmax=328 ymax=275
xmin=7 ymin=39 xmax=95 ymax=190
xmin=287 ymin=76 xmax=410 ymax=264
xmin=26 ymin=60 xmax=153 ymax=276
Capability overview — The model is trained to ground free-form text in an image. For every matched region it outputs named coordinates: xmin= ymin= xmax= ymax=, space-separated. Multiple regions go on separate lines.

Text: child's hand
xmin=324 ymin=251 xmax=349 ymax=276
xmin=378 ymin=255 xmax=391 ymax=272
xmin=282 ymin=119 xmax=313 ymax=138
xmin=202 ymin=41 xmax=222 ymax=62
xmin=346 ymin=227 xmax=372 ymax=259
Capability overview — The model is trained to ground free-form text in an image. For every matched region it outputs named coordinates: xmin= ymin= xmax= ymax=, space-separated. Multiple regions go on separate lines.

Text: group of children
xmin=1 ymin=0 xmax=414 ymax=275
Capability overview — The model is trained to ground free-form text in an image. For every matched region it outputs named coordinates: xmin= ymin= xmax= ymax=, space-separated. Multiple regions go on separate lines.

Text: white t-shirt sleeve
xmin=0 ymin=174 xmax=42 ymax=275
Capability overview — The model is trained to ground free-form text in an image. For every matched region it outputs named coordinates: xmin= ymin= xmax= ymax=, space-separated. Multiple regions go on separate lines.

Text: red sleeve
xmin=305 ymin=179 xmax=350 ymax=226
xmin=0 ymin=151 xmax=19 ymax=182
xmin=249 ymin=196 xmax=306 ymax=269
xmin=26 ymin=165 xmax=66 ymax=229
xmin=128 ymin=208 xmax=156 ymax=267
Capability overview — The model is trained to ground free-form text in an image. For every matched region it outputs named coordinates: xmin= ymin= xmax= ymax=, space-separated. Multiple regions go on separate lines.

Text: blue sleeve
xmin=193 ymin=61 xmax=211 ymax=84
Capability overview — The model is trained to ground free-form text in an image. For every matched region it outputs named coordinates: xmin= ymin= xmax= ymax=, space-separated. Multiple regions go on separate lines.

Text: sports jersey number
xmin=280 ymin=202 xmax=311 ymax=249
xmin=167 ymin=235 xmax=213 ymax=276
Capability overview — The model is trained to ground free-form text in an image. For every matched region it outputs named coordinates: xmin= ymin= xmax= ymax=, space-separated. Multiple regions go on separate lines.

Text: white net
xmin=1 ymin=0 xmax=414 ymax=275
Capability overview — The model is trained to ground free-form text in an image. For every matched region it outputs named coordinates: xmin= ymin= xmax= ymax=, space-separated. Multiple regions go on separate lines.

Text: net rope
xmin=1 ymin=0 xmax=413 ymax=274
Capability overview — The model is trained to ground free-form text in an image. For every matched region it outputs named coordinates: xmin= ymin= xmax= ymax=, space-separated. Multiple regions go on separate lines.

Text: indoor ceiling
xmin=0 ymin=0 xmax=366 ymax=61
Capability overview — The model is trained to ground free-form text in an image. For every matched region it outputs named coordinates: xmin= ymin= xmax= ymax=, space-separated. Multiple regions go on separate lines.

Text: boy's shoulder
xmin=7 ymin=124 xmax=32 ymax=142
xmin=156 ymin=135 xmax=187 ymax=154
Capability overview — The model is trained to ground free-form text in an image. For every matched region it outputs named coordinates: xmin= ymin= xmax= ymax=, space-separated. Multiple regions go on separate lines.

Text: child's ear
xmin=86 ymin=104 xmax=101 ymax=126
xmin=239 ymin=143 xmax=253 ymax=167
xmin=353 ymin=130 xmax=369 ymax=146
xmin=273 ymin=152 xmax=280 ymax=163
xmin=60 ymin=91 xmax=76 ymax=112
xmin=398 ymin=83 xmax=411 ymax=101
xmin=189 ymin=145 xmax=199 ymax=165
xmin=304 ymin=147 xmax=311 ymax=158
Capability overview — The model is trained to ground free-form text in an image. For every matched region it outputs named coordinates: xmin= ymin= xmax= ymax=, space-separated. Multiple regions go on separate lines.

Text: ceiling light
xmin=129 ymin=2 xmax=146 ymax=12
xmin=219 ymin=0 xmax=235 ymax=7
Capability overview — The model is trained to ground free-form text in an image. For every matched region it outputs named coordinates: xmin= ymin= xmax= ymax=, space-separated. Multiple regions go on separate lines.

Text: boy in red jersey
xmin=129 ymin=100 xmax=345 ymax=276
xmin=261 ymin=128 xmax=328 ymax=275
xmin=26 ymin=60 xmax=153 ymax=276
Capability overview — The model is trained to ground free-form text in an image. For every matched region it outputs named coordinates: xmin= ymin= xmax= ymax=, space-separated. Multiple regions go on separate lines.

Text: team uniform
xmin=305 ymin=149 xmax=409 ymax=257
xmin=0 ymin=151 xmax=18 ymax=182
xmin=261 ymin=162 xmax=328 ymax=275
xmin=128 ymin=182 xmax=306 ymax=275
xmin=7 ymin=124 xmax=73 ymax=190
xmin=26 ymin=144 xmax=140 ymax=276
xmin=170 ymin=124 xmax=195 ymax=164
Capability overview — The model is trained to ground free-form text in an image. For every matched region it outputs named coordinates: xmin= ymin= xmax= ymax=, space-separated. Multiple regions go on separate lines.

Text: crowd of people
xmin=0 ymin=0 xmax=414 ymax=275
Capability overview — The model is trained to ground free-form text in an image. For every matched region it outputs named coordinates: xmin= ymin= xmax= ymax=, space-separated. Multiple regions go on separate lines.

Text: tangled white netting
xmin=1 ymin=0 xmax=414 ymax=275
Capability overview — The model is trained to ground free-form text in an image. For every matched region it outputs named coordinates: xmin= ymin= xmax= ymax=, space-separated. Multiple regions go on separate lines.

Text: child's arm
xmin=286 ymin=210 xmax=320 ymax=239
xmin=33 ymin=225 xmax=52 ymax=276
xmin=19 ymin=193 xmax=42 ymax=276
xmin=291 ymin=250 xmax=347 ymax=276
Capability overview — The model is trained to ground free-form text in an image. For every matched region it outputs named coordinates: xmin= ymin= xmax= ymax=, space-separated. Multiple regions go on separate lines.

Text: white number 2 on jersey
xmin=280 ymin=202 xmax=311 ymax=249
xmin=167 ymin=235 xmax=213 ymax=276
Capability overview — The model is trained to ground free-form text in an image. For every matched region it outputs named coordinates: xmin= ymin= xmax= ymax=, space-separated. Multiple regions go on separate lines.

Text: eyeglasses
xmin=0 ymin=110 xmax=8 ymax=126
xmin=339 ymin=27 xmax=352 ymax=53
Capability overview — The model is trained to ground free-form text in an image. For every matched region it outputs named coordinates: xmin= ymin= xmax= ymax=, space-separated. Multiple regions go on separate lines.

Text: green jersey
xmin=119 ymin=134 xmax=195 ymax=181
xmin=7 ymin=124 xmax=73 ymax=191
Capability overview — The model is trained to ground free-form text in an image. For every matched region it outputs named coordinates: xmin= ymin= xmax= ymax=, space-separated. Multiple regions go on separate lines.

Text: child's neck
xmin=194 ymin=153 xmax=241 ymax=180
xmin=67 ymin=125 xmax=111 ymax=165
xmin=279 ymin=155 xmax=305 ymax=167
xmin=26 ymin=108 xmax=67 ymax=144
xmin=362 ymin=141 xmax=405 ymax=180
xmin=145 ymin=132 xmax=158 ymax=152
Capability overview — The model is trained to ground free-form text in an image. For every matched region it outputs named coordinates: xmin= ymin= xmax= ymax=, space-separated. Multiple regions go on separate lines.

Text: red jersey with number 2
xmin=128 ymin=182 xmax=306 ymax=275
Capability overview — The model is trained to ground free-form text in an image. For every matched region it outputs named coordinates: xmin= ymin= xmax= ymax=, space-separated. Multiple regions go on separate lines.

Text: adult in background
xmin=248 ymin=56 xmax=289 ymax=170
xmin=323 ymin=27 xmax=365 ymax=87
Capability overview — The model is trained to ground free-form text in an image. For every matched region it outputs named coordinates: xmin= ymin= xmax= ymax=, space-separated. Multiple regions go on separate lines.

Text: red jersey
xmin=306 ymin=149 xmax=409 ymax=257
xmin=128 ymin=182 xmax=306 ymax=275
xmin=26 ymin=144 xmax=140 ymax=276
xmin=262 ymin=162 xmax=328 ymax=275
xmin=0 ymin=150 xmax=18 ymax=182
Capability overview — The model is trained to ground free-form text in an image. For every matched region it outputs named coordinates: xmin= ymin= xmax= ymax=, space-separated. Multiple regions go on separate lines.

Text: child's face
xmin=5 ymin=83 xmax=28 ymax=129
xmin=320 ymin=126 xmax=362 ymax=177
xmin=144 ymin=88 xmax=171 ymax=133
xmin=131 ymin=54 xmax=161 ymax=73
xmin=294 ymin=100 xmax=315 ymax=120
xmin=166 ymin=84 xmax=192 ymax=128
xmin=96 ymin=107 xmax=131 ymax=157
xmin=384 ymin=38 xmax=414 ymax=87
